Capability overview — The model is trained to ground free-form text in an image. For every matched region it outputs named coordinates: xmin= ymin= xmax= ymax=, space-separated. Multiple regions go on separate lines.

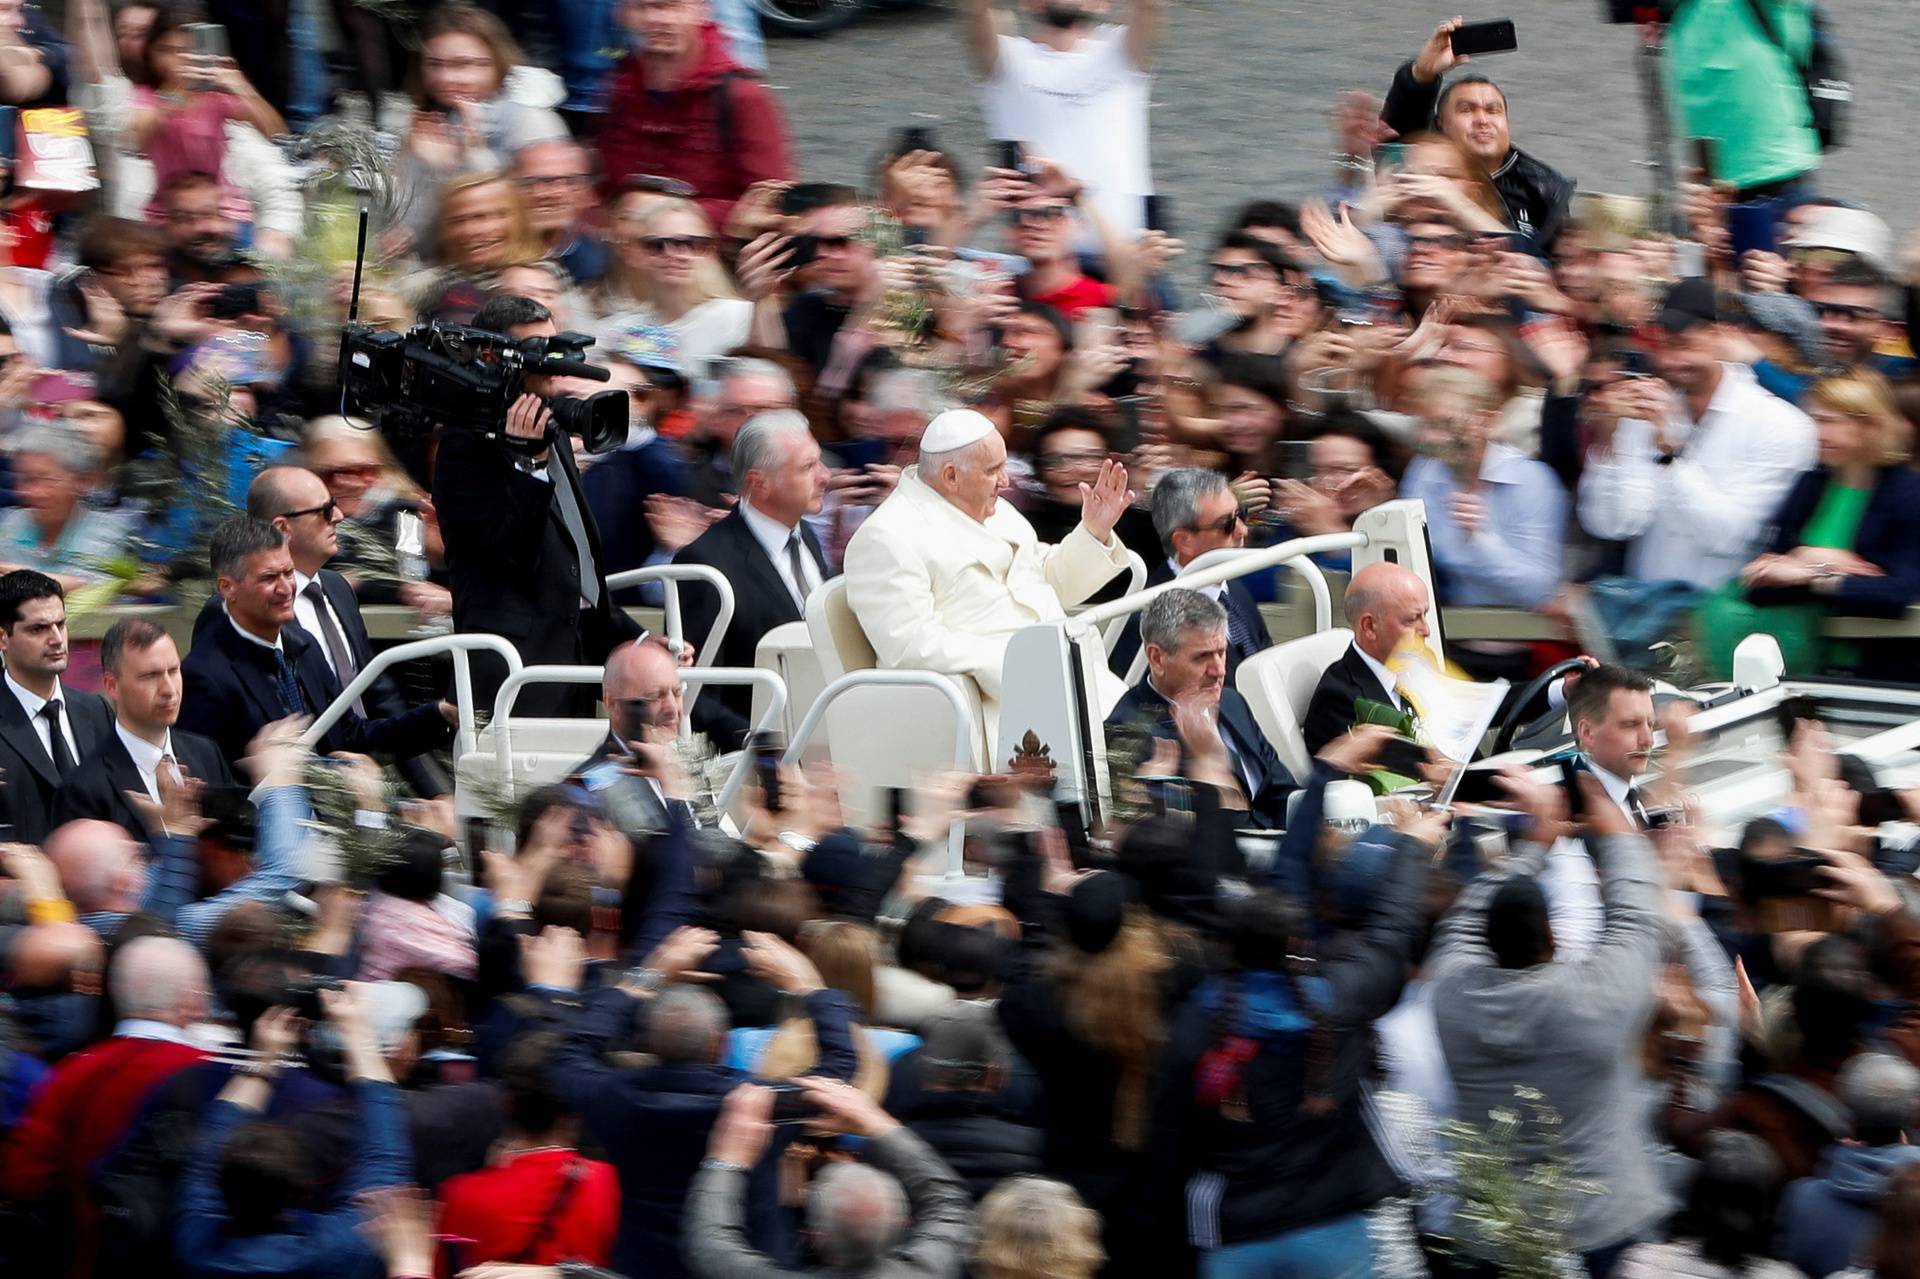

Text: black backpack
xmin=1740 ymin=0 xmax=1851 ymax=151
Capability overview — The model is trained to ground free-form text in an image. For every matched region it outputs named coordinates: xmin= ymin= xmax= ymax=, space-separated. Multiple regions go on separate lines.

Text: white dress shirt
xmin=1540 ymin=760 xmax=1641 ymax=962
xmin=1168 ymin=558 xmax=1227 ymax=605
xmin=227 ymin=611 xmax=284 ymax=652
xmin=5 ymin=670 xmax=78 ymax=764
xmin=1354 ymin=644 xmax=1404 ymax=712
xmin=1577 ymin=361 xmax=1815 ymax=589
xmin=292 ymin=570 xmax=351 ymax=681
xmin=740 ymin=500 xmax=819 ymax=611
xmin=117 ymin=723 xmax=180 ymax=803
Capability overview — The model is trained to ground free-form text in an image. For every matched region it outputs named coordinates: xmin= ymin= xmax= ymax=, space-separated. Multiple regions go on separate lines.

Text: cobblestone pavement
xmin=761 ymin=0 xmax=1918 ymax=276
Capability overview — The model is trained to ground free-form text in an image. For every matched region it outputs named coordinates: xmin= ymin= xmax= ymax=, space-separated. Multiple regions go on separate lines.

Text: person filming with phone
xmin=1378 ymin=16 xmax=1574 ymax=251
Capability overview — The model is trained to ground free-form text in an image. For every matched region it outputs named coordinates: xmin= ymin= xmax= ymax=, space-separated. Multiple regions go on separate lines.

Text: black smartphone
xmin=784 ymin=233 xmax=818 ymax=271
xmin=902 ymin=224 xmax=931 ymax=248
xmin=1726 ymin=200 xmax=1779 ymax=263
xmin=210 ymin=282 xmax=260 ymax=320
xmin=992 ymin=139 xmax=1025 ymax=173
xmin=1856 ymin=787 xmax=1908 ymax=828
xmin=769 ymin=1081 xmax=820 ymax=1125
xmin=1143 ymin=193 xmax=1171 ymax=236
xmin=1740 ymin=851 xmax=1830 ymax=899
xmin=1450 ymin=18 xmax=1518 ymax=57
xmin=1109 ymin=394 xmax=1146 ymax=455
xmin=1690 ymin=136 xmax=1718 ymax=182
xmin=751 ymin=731 xmax=786 ymax=815
xmin=884 ymin=786 xmax=908 ymax=833
xmin=900 ymin=125 xmax=936 ymax=154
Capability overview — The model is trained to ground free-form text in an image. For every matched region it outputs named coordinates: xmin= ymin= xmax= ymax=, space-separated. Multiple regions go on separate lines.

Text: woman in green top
xmin=1714 ymin=371 xmax=1920 ymax=676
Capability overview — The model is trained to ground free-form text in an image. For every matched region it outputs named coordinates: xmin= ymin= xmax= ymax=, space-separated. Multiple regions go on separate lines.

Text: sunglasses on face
xmin=1406 ymin=233 xmax=1470 ymax=251
xmin=279 ymin=498 xmax=341 ymax=522
xmin=1816 ymin=301 xmax=1884 ymax=322
xmin=1191 ymin=510 xmax=1245 ymax=536
xmin=642 ymin=234 xmax=715 ymax=255
xmin=1014 ymin=205 xmax=1071 ymax=224
xmin=807 ymin=234 xmax=855 ymax=252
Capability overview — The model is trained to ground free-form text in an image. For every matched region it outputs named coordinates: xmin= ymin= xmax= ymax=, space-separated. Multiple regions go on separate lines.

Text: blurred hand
xmin=519 ymin=925 xmax=586 ymax=992
xmin=1741 ymin=249 xmax=1792 ymax=295
xmin=318 ymin=981 xmax=390 ymax=1082
xmin=397 ymin=580 xmax=453 ymax=617
xmin=1333 ymin=89 xmax=1395 ymax=157
xmin=1273 ymin=477 xmax=1345 ymax=534
xmin=125 ymin=763 xmax=207 ymax=839
xmin=1132 ymin=229 xmax=1185 ymax=275
xmin=1 ymin=844 xmax=64 ymax=903
xmin=1317 ymin=724 xmax=1398 ymax=775
xmin=249 ymin=1005 xmax=303 ymax=1061
xmin=640 ymin=925 xmax=722 ymax=987
xmin=1494 ymin=766 xmax=1574 ymax=845
xmin=743 ymin=930 xmax=823 ymax=995
xmin=1449 ymin=491 xmax=1487 ymax=540
xmin=243 ymin=714 xmax=311 ymax=788
xmin=358 ymin=1186 xmax=437 ymax=1278
xmin=1816 ymin=846 xmax=1904 ymax=917
xmin=504 ymin=394 xmax=552 ymax=452
xmin=1300 ymin=199 xmax=1382 ymax=272
xmin=724 ymin=180 xmax=794 ymax=243
xmin=1396 ymin=803 xmax=1454 ymax=850
xmin=708 ymin=1084 xmax=775 ymax=1166
xmin=796 ymin=1075 xmax=901 ymax=1138
xmin=645 ymin=494 xmax=727 ymax=553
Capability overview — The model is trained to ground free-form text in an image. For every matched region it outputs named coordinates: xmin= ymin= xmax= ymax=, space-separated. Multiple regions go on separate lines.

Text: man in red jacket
xmin=600 ymin=0 xmax=794 ymax=229
xmin=2 ymin=934 xmax=212 ymax=1277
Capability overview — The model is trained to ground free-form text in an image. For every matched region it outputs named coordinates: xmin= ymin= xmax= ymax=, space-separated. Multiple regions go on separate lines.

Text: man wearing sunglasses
xmin=1009 ymin=192 xmax=1117 ymax=320
xmin=186 ymin=466 xmax=451 ymax=797
xmin=1109 ymin=467 xmax=1270 ymax=681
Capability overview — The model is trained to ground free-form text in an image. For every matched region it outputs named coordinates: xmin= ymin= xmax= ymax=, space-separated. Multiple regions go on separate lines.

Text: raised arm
xmin=961 ymin=0 xmax=1002 ymax=78
xmin=1125 ymin=0 xmax=1168 ymax=70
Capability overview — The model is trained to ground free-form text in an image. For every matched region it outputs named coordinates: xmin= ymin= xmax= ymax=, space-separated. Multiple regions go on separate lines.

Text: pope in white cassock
xmin=843 ymin=408 xmax=1135 ymax=762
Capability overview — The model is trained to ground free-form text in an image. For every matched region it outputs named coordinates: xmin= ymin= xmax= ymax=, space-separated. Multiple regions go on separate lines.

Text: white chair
xmin=753 ymin=620 xmax=825 ymax=745
xmin=1235 ymin=628 xmax=1354 ymax=781
xmin=802 ymin=578 xmax=985 ymax=824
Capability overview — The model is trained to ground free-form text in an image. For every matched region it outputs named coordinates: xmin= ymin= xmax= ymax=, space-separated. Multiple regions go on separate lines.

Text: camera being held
xmin=339 ymin=319 xmax=630 ymax=455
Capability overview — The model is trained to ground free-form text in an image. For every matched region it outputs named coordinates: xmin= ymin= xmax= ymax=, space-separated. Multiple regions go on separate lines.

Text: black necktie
xmin=549 ymin=454 xmax=601 ymax=607
xmin=39 ymin=699 xmax=75 ymax=776
xmin=784 ymin=531 xmax=811 ymax=611
xmin=302 ymin=580 xmax=364 ymax=716
xmin=272 ymin=649 xmax=309 ymax=716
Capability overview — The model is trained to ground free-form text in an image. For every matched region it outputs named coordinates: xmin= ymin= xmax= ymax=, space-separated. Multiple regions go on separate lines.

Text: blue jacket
xmin=1779 ymin=1141 xmax=1920 ymax=1279
xmin=1749 ymin=465 xmax=1920 ymax=618
xmin=176 ymin=1079 xmax=411 ymax=1279
xmin=550 ymin=984 xmax=859 ymax=1279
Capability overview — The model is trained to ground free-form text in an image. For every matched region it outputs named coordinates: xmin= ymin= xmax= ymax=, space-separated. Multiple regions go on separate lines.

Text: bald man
xmin=844 ymin=410 xmax=1134 ymax=764
xmin=48 ymin=817 xmax=201 ymax=938
xmin=1304 ymin=561 xmax=1588 ymax=778
xmin=1 ymin=935 xmax=210 ymax=1274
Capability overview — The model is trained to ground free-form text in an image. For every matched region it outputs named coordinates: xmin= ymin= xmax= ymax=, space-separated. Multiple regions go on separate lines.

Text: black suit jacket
xmin=1303 ymin=645 xmax=1428 ymax=780
xmin=1107 ymin=559 xmax=1273 ymax=680
xmin=672 ymin=507 xmax=829 ymax=745
xmin=0 ymin=682 xmax=116 ymax=844
xmin=52 ymin=727 xmax=234 ymax=841
xmin=1105 ymin=679 xmax=1295 ymax=829
xmin=178 ymin=614 xmax=453 ymax=771
xmin=192 ymin=570 xmax=449 ymax=795
xmin=432 ymin=429 xmax=642 ymax=718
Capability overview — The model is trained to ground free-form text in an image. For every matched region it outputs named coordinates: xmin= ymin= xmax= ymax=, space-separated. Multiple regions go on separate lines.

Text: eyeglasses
xmin=1815 ymin=301 xmax=1884 ymax=322
xmin=1013 ymin=205 xmax=1071 ymax=224
xmin=422 ymin=56 xmax=495 ymax=74
xmin=278 ymin=498 xmax=340 ymax=522
xmin=1210 ymin=261 xmax=1272 ymax=280
xmin=1037 ymin=450 xmax=1108 ymax=469
xmin=641 ymin=234 xmax=715 ymax=255
xmin=807 ymin=234 xmax=855 ymax=252
xmin=1190 ymin=510 xmax=1245 ymax=536
xmin=1406 ymin=233 xmax=1470 ymax=252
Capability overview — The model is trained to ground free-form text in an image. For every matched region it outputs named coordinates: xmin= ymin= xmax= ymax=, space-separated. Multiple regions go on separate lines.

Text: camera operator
xmin=434 ymin=294 xmax=644 ymax=719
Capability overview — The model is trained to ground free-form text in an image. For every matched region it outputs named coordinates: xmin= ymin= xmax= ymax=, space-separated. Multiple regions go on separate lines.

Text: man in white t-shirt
xmin=963 ymin=0 xmax=1164 ymax=242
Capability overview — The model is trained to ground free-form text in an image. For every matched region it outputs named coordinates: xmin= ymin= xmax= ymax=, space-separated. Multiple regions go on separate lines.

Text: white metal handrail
xmin=1080 ymin=531 xmax=1366 ymax=632
xmin=1117 ymin=538 xmax=1355 ymax=686
xmin=606 ymin=564 xmax=736 ymax=668
xmin=781 ymin=670 xmax=975 ymax=879
xmin=1096 ymin=550 xmax=1149 ymax=655
xmin=487 ymin=664 xmax=788 ymax=818
xmin=299 ymin=633 xmax=523 ymax=759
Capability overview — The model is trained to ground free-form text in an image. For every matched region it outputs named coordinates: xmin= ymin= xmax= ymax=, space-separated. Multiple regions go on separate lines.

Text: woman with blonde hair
xmin=977 ymin=1176 xmax=1105 ymax=1279
xmin=1719 ymin=369 xmax=1920 ymax=677
xmin=406 ymin=171 xmax=543 ymax=322
xmin=591 ymin=194 xmax=755 ymax=371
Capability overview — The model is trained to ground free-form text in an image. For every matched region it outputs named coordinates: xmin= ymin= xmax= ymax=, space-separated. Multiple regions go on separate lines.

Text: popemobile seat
xmin=803 ymin=577 xmax=986 ymax=824
xmin=1235 ymin=627 xmax=1354 ymax=782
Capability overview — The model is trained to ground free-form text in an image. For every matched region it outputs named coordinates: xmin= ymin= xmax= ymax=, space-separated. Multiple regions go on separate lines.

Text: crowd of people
xmin=2 ymin=0 xmax=1920 ymax=1276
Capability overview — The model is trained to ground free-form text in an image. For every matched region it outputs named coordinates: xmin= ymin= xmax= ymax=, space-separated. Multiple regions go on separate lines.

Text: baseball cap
xmin=1656 ymin=277 xmax=1720 ymax=334
xmin=607 ymin=320 xmax=686 ymax=382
